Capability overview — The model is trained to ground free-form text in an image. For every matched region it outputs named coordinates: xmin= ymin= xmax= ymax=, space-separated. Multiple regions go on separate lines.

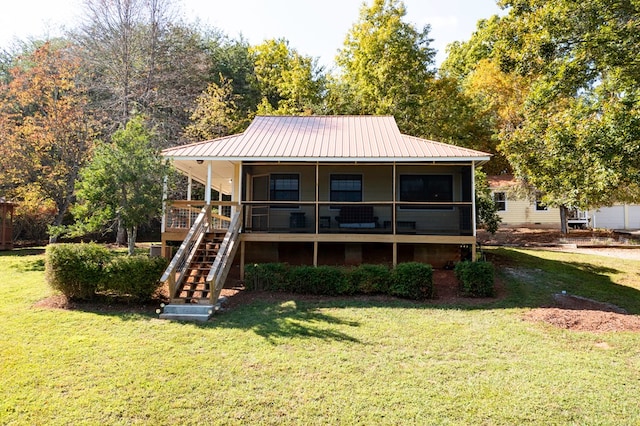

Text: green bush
xmin=45 ymin=243 xmax=111 ymax=300
xmin=347 ymin=264 xmax=391 ymax=294
xmin=103 ymin=255 xmax=168 ymax=300
xmin=454 ymin=261 xmax=495 ymax=297
xmin=287 ymin=265 xmax=350 ymax=295
xmin=244 ymin=263 xmax=289 ymax=291
xmin=389 ymin=262 xmax=434 ymax=300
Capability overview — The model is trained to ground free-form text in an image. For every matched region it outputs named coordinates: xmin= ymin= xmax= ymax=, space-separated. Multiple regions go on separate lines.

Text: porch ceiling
xmin=171 ymin=159 xmax=236 ymax=194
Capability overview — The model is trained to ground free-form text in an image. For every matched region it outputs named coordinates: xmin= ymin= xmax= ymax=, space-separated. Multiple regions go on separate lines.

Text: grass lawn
xmin=1 ymin=247 xmax=640 ymax=424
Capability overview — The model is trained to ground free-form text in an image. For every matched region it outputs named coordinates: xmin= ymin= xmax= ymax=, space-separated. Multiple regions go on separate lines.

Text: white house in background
xmin=488 ymin=175 xmax=561 ymax=228
xmin=489 ymin=175 xmax=640 ymax=231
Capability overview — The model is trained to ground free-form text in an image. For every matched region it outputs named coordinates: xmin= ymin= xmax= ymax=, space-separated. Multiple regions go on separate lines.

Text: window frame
xmin=269 ymin=173 xmax=300 ymax=209
xmin=329 ymin=174 xmax=363 ymax=208
xmin=493 ymin=191 xmax=507 ymax=211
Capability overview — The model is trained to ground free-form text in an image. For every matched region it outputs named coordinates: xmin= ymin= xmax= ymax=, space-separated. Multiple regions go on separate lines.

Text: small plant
xmin=45 ymin=243 xmax=111 ymax=300
xmin=389 ymin=262 xmax=434 ymax=300
xmin=454 ymin=261 xmax=495 ymax=297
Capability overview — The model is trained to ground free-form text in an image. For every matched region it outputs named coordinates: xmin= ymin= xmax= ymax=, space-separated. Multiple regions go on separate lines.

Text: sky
xmin=0 ymin=0 xmax=503 ymax=68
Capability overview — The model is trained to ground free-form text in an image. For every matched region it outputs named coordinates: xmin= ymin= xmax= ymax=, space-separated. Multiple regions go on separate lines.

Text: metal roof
xmin=163 ymin=115 xmax=491 ymax=162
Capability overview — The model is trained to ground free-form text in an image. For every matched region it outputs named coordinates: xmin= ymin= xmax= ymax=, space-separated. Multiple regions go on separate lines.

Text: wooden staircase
xmin=159 ymin=205 xmax=242 ymax=322
xmin=174 ymin=231 xmax=224 ymax=304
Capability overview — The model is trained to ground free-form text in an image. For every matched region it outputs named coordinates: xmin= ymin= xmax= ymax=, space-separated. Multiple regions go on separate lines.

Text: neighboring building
xmin=488 ymin=175 xmax=561 ymax=228
xmin=588 ymin=205 xmax=640 ymax=230
xmin=158 ymin=115 xmax=490 ymax=316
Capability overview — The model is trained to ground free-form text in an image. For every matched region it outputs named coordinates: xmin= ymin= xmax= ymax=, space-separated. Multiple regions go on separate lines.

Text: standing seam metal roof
xmin=162 ymin=115 xmax=491 ymax=161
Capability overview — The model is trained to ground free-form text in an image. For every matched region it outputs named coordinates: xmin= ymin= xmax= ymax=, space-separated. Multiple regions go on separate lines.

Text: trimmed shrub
xmin=103 ymin=255 xmax=168 ymax=300
xmin=45 ymin=243 xmax=111 ymax=300
xmin=244 ymin=263 xmax=289 ymax=291
xmin=389 ymin=262 xmax=434 ymax=300
xmin=286 ymin=265 xmax=350 ymax=295
xmin=454 ymin=261 xmax=495 ymax=297
xmin=347 ymin=264 xmax=391 ymax=294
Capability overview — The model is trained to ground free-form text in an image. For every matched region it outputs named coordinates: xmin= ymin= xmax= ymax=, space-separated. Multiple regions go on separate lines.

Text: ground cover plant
xmin=2 ymin=247 xmax=640 ymax=424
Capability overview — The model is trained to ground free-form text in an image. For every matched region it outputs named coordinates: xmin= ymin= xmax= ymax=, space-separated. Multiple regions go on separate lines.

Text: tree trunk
xmin=560 ymin=205 xmax=568 ymax=235
xmin=116 ymin=216 xmax=127 ymax=245
xmin=127 ymin=226 xmax=137 ymax=256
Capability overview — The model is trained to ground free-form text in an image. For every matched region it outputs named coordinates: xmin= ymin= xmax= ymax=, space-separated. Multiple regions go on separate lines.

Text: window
xmin=493 ymin=192 xmax=506 ymax=211
xmin=399 ymin=175 xmax=453 ymax=203
xmin=270 ymin=174 xmax=299 ymax=204
xmin=330 ymin=174 xmax=362 ymax=203
xmin=534 ymin=193 xmax=547 ymax=211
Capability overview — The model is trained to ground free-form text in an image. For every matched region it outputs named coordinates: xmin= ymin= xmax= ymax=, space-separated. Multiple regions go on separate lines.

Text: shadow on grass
xmin=0 ymin=248 xmax=45 ymax=257
xmin=32 ymin=247 xmax=640 ymax=340
xmin=211 ymin=301 xmax=363 ymax=344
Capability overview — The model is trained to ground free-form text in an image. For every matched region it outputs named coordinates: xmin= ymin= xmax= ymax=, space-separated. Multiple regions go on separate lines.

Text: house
xmin=489 ymin=175 xmax=640 ymax=230
xmin=488 ymin=175 xmax=562 ymax=228
xmin=158 ymin=116 xmax=490 ymax=318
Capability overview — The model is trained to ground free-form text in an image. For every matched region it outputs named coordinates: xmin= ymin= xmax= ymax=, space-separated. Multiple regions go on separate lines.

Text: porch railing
xmin=164 ymin=200 xmax=238 ymax=232
xmin=160 ymin=205 xmax=211 ymax=300
xmin=241 ymin=202 xmax=473 ymax=236
xmin=207 ymin=209 xmax=243 ymax=305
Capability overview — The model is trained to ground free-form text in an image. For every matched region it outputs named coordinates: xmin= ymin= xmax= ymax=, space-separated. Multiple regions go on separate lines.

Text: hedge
xmin=45 ymin=243 xmax=167 ymax=301
xmin=244 ymin=262 xmax=432 ymax=300
xmin=454 ymin=261 xmax=495 ymax=297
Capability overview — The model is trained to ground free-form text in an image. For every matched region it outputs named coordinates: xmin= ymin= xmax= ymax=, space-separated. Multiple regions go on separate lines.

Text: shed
xmin=0 ymin=199 xmax=14 ymax=250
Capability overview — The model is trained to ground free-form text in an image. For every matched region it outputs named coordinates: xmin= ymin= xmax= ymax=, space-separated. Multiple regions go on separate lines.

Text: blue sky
xmin=1 ymin=0 xmax=503 ymax=67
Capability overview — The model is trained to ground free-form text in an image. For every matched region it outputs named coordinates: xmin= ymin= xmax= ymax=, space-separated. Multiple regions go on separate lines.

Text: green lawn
xmin=2 ymin=247 xmax=640 ymax=425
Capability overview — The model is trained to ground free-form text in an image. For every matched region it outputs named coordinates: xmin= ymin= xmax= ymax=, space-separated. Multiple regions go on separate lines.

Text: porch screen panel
xmin=399 ymin=175 xmax=453 ymax=202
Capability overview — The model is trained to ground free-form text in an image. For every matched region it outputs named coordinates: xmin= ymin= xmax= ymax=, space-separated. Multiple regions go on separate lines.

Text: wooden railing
xmin=160 ymin=205 xmax=212 ymax=300
xmin=206 ymin=209 xmax=243 ymax=305
xmin=164 ymin=200 xmax=238 ymax=232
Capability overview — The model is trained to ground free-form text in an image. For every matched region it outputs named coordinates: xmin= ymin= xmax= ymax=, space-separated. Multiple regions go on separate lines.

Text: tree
xmin=72 ymin=115 xmax=170 ymax=255
xmin=491 ymin=0 xmax=640 ymax=231
xmin=333 ymin=0 xmax=435 ymax=134
xmin=0 ymin=41 xmax=96 ymax=242
xmin=250 ymin=38 xmax=325 ymax=115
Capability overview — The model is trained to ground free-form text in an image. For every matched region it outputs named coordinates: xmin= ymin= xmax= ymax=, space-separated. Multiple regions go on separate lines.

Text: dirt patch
xmin=477 ymin=228 xmax=622 ymax=247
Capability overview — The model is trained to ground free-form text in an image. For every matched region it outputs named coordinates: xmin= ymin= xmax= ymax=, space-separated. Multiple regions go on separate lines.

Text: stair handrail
xmin=206 ymin=209 xmax=243 ymax=305
xmin=160 ymin=204 xmax=212 ymax=300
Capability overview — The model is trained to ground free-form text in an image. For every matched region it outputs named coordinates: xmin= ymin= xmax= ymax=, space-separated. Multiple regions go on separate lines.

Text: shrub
xmin=347 ymin=264 xmax=391 ymax=294
xmin=389 ymin=262 xmax=434 ymax=300
xmin=286 ymin=265 xmax=350 ymax=296
xmin=454 ymin=261 xmax=495 ymax=297
xmin=45 ymin=243 xmax=111 ymax=300
xmin=244 ymin=263 xmax=289 ymax=291
xmin=103 ymin=255 xmax=168 ymax=300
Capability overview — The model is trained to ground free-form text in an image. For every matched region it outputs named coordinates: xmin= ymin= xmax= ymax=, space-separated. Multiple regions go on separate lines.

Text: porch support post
xmin=187 ymin=172 xmax=192 ymax=201
xmin=392 ymin=242 xmax=397 ymax=267
xmin=314 ymin=162 xmax=319 ymax=266
xmin=392 ymin=162 xmax=397 ymax=235
xmin=240 ymin=240 xmax=245 ymax=280
xmin=471 ymin=161 xmax=477 ymax=261
xmin=161 ymin=175 xmax=168 ymax=233
xmin=233 ymin=162 xmax=242 ymax=216
xmin=205 ymin=161 xmax=212 ymax=204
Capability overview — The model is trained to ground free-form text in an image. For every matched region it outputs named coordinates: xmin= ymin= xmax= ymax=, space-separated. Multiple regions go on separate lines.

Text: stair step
xmin=158 ymin=298 xmax=227 ymax=322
